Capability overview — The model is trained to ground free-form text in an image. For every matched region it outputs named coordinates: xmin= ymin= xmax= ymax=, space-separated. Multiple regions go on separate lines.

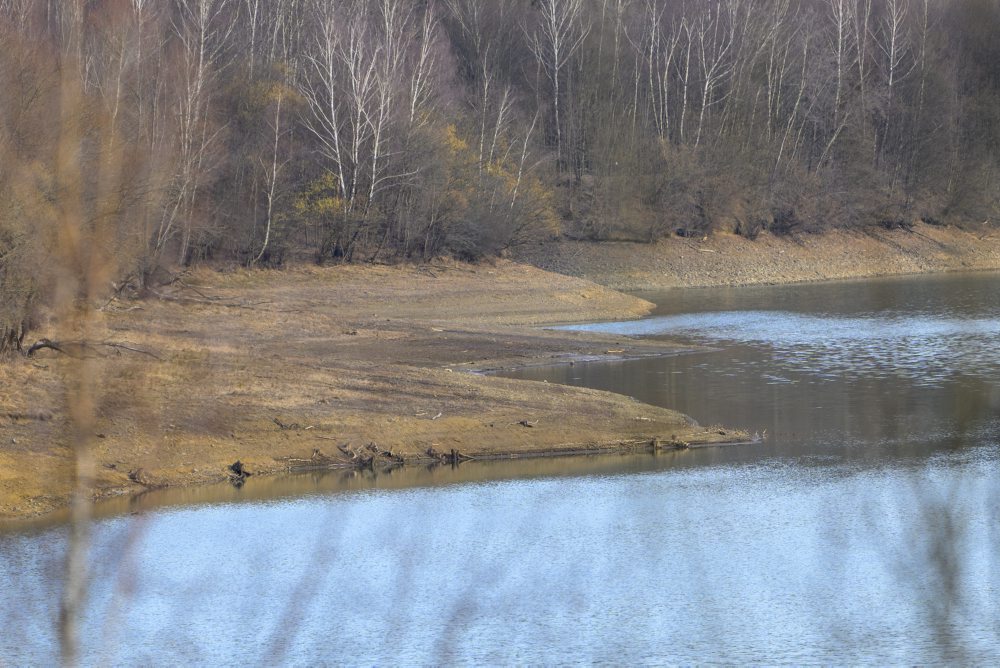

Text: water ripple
xmin=563 ymin=311 xmax=1000 ymax=387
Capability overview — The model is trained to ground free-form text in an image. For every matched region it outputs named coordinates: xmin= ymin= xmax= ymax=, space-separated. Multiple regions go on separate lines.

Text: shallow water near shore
xmin=3 ymin=272 xmax=1000 ymax=664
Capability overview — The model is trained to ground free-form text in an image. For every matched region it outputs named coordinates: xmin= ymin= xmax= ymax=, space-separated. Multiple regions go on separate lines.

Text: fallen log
xmin=26 ymin=339 xmax=70 ymax=357
xmin=5 ymin=410 xmax=54 ymax=422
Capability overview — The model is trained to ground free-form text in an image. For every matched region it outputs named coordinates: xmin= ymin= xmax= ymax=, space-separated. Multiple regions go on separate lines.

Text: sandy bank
xmin=516 ymin=223 xmax=1000 ymax=291
xmin=0 ymin=260 xmax=744 ymax=522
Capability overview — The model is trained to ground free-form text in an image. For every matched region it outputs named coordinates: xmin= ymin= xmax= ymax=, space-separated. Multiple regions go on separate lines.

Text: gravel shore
xmin=516 ymin=223 xmax=1000 ymax=290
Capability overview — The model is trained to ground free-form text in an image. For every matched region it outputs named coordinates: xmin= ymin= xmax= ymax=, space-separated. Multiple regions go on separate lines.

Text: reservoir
xmin=3 ymin=272 xmax=1000 ymax=663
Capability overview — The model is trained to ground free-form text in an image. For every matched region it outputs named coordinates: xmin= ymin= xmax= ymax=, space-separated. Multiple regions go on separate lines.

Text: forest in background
xmin=3 ymin=0 xmax=1000 ymax=350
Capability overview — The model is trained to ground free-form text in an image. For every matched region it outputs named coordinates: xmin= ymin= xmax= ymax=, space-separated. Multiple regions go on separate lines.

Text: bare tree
xmin=157 ymin=0 xmax=234 ymax=265
xmin=240 ymin=0 xmax=266 ymax=79
xmin=301 ymin=0 xmax=442 ymax=259
xmin=828 ymin=0 xmax=853 ymax=129
xmin=773 ymin=28 xmax=813 ymax=180
xmin=0 ymin=0 xmax=34 ymax=32
xmin=252 ymin=7 xmax=299 ymax=266
xmin=874 ymin=0 xmax=914 ymax=180
xmin=629 ymin=0 xmax=681 ymax=142
xmin=763 ymin=0 xmax=796 ymax=143
xmin=818 ymin=0 xmax=857 ymax=168
xmin=443 ymin=0 xmax=521 ymax=173
xmin=300 ymin=0 xmax=384 ymax=224
xmin=691 ymin=0 xmax=739 ymax=148
xmin=904 ymin=0 xmax=932 ymax=197
xmin=851 ymin=0 xmax=874 ymax=143
xmin=676 ymin=17 xmax=694 ymax=144
xmin=407 ymin=3 xmax=441 ymax=130
xmin=528 ymin=0 xmax=590 ymax=169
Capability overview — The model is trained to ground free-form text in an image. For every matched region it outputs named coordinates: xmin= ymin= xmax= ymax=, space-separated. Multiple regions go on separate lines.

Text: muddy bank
xmin=516 ymin=223 xmax=1000 ymax=291
xmin=0 ymin=260 xmax=744 ymax=522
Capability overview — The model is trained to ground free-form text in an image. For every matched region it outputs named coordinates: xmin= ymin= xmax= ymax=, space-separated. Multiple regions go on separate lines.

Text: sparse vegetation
xmin=0 ymin=260 xmax=748 ymax=521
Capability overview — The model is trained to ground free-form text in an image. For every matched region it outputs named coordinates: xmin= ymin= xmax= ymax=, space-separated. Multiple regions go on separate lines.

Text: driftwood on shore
xmin=5 ymin=410 xmax=54 ymax=422
xmin=425 ymin=447 xmax=474 ymax=464
xmin=26 ymin=338 xmax=161 ymax=360
xmin=227 ymin=460 xmax=252 ymax=487
xmin=278 ymin=429 xmax=752 ymax=476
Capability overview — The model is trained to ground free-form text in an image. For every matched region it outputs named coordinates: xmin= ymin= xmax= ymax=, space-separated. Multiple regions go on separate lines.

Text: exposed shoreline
xmin=516 ymin=222 xmax=1000 ymax=291
xmin=5 ymin=223 xmax=999 ymax=523
xmin=0 ymin=260 xmax=743 ymax=523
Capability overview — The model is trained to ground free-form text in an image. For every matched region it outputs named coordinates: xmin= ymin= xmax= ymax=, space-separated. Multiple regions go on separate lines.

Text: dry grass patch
xmin=0 ymin=261 xmax=743 ymax=521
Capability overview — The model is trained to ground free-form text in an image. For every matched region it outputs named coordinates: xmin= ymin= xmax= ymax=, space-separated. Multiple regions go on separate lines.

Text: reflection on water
xmin=538 ymin=273 xmax=1000 ymax=460
xmin=3 ymin=452 xmax=730 ymax=532
xmin=3 ymin=272 xmax=1000 ymax=664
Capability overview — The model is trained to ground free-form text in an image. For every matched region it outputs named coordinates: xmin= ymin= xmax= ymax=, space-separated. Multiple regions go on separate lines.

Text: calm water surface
xmin=3 ymin=272 xmax=1000 ymax=664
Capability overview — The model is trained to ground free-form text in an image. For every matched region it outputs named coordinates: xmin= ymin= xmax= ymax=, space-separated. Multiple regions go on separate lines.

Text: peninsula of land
xmin=5 ymin=221 xmax=1000 ymax=521
xmin=0 ymin=260 xmax=740 ymax=521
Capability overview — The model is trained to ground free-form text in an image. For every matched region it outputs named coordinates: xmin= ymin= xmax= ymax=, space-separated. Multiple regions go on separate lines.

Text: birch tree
xmin=0 ymin=0 xmax=34 ymax=32
xmin=528 ymin=0 xmax=590 ymax=170
xmin=820 ymin=0 xmax=857 ymax=167
xmin=443 ymin=0 xmax=521 ymax=173
xmin=691 ymin=0 xmax=738 ymax=148
xmin=874 ymin=0 xmax=914 ymax=177
xmin=851 ymin=0 xmax=873 ymax=142
xmin=251 ymin=0 xmax=299 ymax=265
xmin=157 ymin=0 xmax=235 ymax=264
xmin=630 ymin=0 xmax=682 ymax=142
xmin=905 ymin=0 xmax=932 ymax=195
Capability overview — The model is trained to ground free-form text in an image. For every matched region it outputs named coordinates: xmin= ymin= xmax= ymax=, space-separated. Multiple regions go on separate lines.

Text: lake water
xmin=3 ymin=273 xmax=1000 ymax=664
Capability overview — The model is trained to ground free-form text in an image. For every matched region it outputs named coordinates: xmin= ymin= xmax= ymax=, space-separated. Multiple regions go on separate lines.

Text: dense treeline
xmin=3 ymin=0 xmax=1000 ymax=349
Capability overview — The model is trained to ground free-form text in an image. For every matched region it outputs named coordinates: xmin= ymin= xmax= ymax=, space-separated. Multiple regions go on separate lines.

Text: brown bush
xmin=0 ymin=28 xmax=147 ymax=354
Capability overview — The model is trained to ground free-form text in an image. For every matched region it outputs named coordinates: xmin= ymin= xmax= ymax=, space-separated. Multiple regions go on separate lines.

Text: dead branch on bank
xmin=25 ymin=339 xmax=161 ymax=360
xmin=5 ymin=410 xmax=54 ymax=422
xmin=149 ymin=287 xmax=271 ymax=310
